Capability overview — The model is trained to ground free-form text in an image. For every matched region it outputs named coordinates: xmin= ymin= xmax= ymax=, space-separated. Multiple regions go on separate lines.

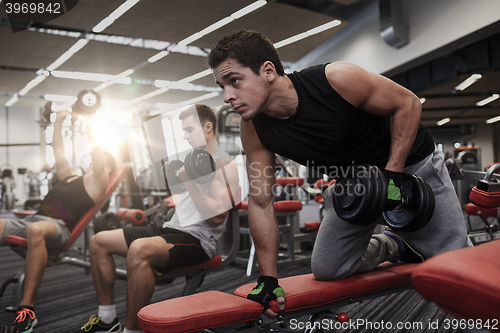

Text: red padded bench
xmin=0 ymin=165 xmax=130 ymax=310
xmin=138 ymin=263 xmax=416 ymax=333
xmin=466 ymin=182 xmax=500 ymax=244
xmin=412 ymin=240 xmax=500 ymax=322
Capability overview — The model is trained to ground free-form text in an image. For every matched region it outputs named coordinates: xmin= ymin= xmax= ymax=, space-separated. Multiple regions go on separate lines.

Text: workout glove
xmin=383 ymin=169 xmax=403 ymax=211
xmin=247 ymin=276 xmax=285 ymax=311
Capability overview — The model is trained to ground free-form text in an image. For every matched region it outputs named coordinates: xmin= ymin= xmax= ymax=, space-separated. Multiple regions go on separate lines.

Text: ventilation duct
xmin=379 ymin=0 xmax=409 ymax=48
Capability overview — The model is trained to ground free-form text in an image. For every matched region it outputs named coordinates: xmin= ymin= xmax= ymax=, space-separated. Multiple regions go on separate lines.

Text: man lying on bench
xmin=0 ymin=110 xmax=117 ymax=333
xmin=68 ymin=105 xmax=239 ymax=333
xmin=207 ymin=29 xmax=471 ymax=316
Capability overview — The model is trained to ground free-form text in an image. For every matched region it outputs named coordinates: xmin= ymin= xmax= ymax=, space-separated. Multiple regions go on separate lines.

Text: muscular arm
xmin=241 ymin=120 xmax=279 ymax=278
xmin=325 ymin=62 xmax=422 ymax=172
xmin=84 ymin=121 xmax=109 ymax=201
xmin=179 ymin=155 xmax=239 ymax=227
xmin=52 ymin=110 xmax=75 ymax=180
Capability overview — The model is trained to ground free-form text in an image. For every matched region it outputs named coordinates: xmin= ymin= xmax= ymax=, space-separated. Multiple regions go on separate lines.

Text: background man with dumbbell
xmin=208 ymin=29 xmax=471 ymax=317
xmin=0 ymin=109 xmax=116 ymax=333
xmin=69 ymin=104 xmax=239 ymax=333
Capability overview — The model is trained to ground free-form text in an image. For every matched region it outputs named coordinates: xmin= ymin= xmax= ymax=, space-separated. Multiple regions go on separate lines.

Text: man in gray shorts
xmin=208 ymin=29 xmax=471 ymax=317
xmin=0 ymin=109 xmax=117 ymax=333
xmin=68 ymin=104 xmax=239 ymax=333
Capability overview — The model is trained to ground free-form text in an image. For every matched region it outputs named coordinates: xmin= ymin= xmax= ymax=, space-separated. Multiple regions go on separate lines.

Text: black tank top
xmin=36 ymin=176 xmax=95 ymax=231
xmin=252 ymin=64 xmax=435 ymax=176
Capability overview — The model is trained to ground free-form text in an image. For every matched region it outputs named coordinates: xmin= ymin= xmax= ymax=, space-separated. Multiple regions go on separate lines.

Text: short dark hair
xmin=208 ymin=29 xmax=285 ymax=76
xmin=103 ymin=151 xmax=117 ymax=177
xmin=179 ymin=104 xmax=217 ymax=134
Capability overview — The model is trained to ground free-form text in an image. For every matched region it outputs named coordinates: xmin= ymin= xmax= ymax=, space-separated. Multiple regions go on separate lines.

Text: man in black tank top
xmin=0 ymin=110 xmax=116 ymax=332
xmin=208 ymin=29 xmax=470 ymax=317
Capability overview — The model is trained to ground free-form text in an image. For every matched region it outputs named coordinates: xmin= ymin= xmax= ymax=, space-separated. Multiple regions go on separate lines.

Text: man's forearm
xmin=248 ymin=205 xmax=280 ymax=277
xmin=386 ymin=97 xmax=421 ymax=172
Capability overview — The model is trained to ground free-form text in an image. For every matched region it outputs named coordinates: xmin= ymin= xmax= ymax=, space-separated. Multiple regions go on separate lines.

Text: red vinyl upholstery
xmin=138 ymin=291 xmax=263 ymax=333
xmin=465 ymin=203 xmax=498 ymax=218
xmin=469 ymin=187 xmax=500 ymax=208
xmin=138 ymin=263 xmax=416 ymax=333
xmin=239 ymin=200 xmax=302 ymax=212
xmin=412 ymin=240 xmax=500 ymax=321
xmin=234 ymin=263 xmax=415 ymax=313
xmin=276 ymin=177 xmax=304 ymax=187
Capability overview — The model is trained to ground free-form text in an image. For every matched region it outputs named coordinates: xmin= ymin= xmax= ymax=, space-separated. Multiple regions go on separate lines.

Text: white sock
xmin=123 ymin=329 xmax=144 ymax=333
xmin=98 ymin=304 xmax=117 ymax=324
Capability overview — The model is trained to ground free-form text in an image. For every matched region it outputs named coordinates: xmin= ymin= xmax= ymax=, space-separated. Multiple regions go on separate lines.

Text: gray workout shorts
xmin=1 ymin=215 xmax=71 ymax=249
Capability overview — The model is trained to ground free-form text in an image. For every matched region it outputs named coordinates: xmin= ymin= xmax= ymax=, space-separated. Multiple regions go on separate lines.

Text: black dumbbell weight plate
xmin=382 ymin=174 xmax=423 ymax=231
xmin=333 ymin=165 xmax=373 ymax=225
xmin=184 ymin=148 xmax=216 ymax=184
xmin=411 ymin=176 xmax=435 ymax=232
xmin=359 ymin=165 xmax=388 ymax=226
xmin=163 ymin=159 xmax=186 ymax=194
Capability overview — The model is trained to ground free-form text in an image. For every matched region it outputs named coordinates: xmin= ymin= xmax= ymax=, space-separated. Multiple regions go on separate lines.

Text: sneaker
xmin=383 ymin=231 xmax=425 ymax=263
xmin=4 ymin=307 xmax=37 ymax=333
xmin=68 ymin=315 xmax=122 ymax=333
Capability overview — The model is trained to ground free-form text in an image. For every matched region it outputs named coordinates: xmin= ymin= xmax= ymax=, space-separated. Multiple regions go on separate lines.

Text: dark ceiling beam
xmin=423 ymin=106 xmax=499 ymax=112
xmin=421 ymin=91 xmax=500 ymax=99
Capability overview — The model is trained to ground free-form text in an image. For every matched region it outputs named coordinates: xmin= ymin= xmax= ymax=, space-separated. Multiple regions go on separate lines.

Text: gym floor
xmin=0 ymin=201 xmax=487 ymax=332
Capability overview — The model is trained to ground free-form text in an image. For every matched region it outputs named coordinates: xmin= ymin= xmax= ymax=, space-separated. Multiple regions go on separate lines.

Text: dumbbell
xmin=72 ymin=89 xmax=101 ymax=117
xmin=116 ymin=208 xmax=146 ymax=225
xmin=332 ymin=165 xmax=435 ymax=232
xmin=93 ymin=212 xmax=121 ymax=234
xmin=163 ymin=148 xmax=216 ymax=194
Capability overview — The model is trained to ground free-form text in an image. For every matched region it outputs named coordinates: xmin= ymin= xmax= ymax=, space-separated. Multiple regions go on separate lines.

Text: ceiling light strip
xmin=436 ymin=118 xmax=450 ymax=126
xmin=148 ymin=51 xmax=169 ymax=63
xmin=146 ymin=0 xmax=267 ymax=64
xmin=5 ymin=95 xmax=19 ymax=107
xmin=151 ymin=92 xmax=221 ymax=116
xmin=92 ymin=0 xmax=140 ymax=33
xmin=454 ymin=74 xmax=482 ymax=91
xmin=18 ymin=76 xmax=47 ymax=96
xmin=46 ymin=39 xmax=89 ymax=71
xmin=486 ymin=115 xmax=500 ymax=124
xmin=274 ymin=19 xmax=342 ymax=49
xmin=476 ymin=94 xmax=499 ymax=106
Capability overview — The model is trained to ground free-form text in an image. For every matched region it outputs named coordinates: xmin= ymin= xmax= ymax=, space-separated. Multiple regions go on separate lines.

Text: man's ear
xmin=262 ymin=61 xmax=276 ymax=82
xmin=204 ymin=121 xmax=213 ymax=134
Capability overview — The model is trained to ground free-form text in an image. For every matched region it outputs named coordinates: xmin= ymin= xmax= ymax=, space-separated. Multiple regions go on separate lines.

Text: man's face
xmin=182 ymin=114 xmax=206 ymax=148
xmin=213 ymin=58 xmax=270 ymax=122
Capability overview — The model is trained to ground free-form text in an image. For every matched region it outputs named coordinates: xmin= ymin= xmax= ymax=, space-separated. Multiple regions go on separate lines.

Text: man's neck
xmin=263 ymin=75 xmax=298 ymax=119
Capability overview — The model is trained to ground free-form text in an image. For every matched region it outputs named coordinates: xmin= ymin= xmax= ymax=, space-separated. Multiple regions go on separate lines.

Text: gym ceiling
xmin=0 ymin=0 xmax=499 ymax=130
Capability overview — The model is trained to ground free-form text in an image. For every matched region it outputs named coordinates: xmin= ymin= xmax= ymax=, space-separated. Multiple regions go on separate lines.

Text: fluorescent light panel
xmin=437 ymin=118 xmax=450 ymax=126
xmin=152 ymin=92 xmax=221 ymax=116
xmin=45 ymin=94 xmax=77 ymax=103
xmin=274 ymin=19 xmax=342 ymax=49
xmin=93 ymin=0 xmax=139 ymax=33
xmin=476 ymin=94 xmax=499 ymax=106
xmin=455 ymin=74 xmax=482 ymax=91
xmin=148 ymin=51 xmax=169 ymax=63
xmin=5 ymin=95 xmax=18 ymax=107
xmin=51 ymin=70 xmax=131 ymax=84
xmin=231 ymin=0 xmax=266 ymax=19
xmin=177 ymin=1 xmax=266 ymax=46
xmin=486 ymin=115 xmax=500 ymax=124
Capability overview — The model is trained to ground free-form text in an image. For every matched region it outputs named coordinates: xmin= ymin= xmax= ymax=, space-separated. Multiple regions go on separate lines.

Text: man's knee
xmin=127 ymin=239 xmax=150 ymax=262
xmin=26 ymin=223 xmax=48 ymax=244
